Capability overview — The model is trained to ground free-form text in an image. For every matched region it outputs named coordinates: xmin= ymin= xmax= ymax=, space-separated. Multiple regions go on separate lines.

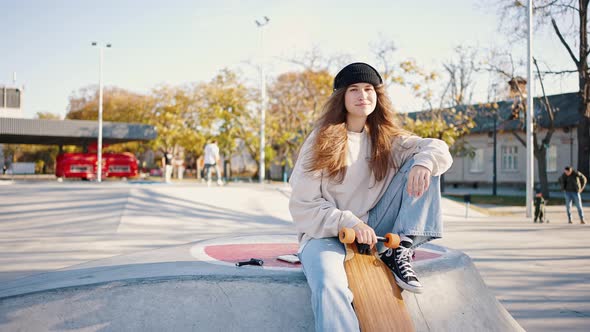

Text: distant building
xmin=281 ymin=92 xmax=584 ymax=188
xmin=0 ymin=83 xmax=24 ymax=171
xmin=433 ymin=92 xmax=583 ymax=188
xmin=0 ymin=84 xmax=24 ymax=118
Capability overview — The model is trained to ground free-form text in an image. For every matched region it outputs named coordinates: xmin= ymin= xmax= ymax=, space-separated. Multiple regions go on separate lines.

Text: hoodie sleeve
xmin=288 ymin=133 xmax=362 ymax=239
xmin=578 ymin=171 xmax=588 ymax=191
xmin=392 ymin=136 xmax=453 ymax=176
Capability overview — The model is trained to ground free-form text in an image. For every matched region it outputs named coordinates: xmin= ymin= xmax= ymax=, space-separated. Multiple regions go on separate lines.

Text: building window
xmin=501 ymin=145 xmax=518 ymax=171
xmin=469 ymin=148 xmax=484 ymax=173
xmin=6 ymin=89 xmax=20 ymax=108
xmin=546 ymin=145 xmax=557 ymax=172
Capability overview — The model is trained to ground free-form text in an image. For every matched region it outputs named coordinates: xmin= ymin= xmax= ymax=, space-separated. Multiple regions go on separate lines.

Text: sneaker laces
xmin=394 ymin=246 xmax=417 ymax=279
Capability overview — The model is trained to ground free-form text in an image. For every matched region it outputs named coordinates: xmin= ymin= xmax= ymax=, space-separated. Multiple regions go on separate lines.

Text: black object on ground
xmin=235 ymin=258 xmax=264 ymax=267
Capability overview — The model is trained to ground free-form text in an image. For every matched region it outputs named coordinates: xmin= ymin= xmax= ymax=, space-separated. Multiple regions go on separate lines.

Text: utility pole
xmin=526 ymin=1 xmax=534 ymax=217
xmin=91 ymin=42 xmax=112 ymax=183
xmin=255 ymin=16 xmax=270 ymax=183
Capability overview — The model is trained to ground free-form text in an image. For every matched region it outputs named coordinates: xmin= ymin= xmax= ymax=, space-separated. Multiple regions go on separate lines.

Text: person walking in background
xmin=558 ymin=166 xmax=587 ymax=224
xmin=175 ymin=155 xmax=185 ymax=180
xmin=203 ymin=140 xmax=223 ymax=186
xmin=162 ymin=151 xmax=173 ymax=183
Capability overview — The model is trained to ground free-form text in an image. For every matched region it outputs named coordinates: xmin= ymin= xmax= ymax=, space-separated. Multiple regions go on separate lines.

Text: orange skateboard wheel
xmin=383 ymin=233 xmax=400 ymax=248
xmin=339 ymin=227 xmax=356 ymax=244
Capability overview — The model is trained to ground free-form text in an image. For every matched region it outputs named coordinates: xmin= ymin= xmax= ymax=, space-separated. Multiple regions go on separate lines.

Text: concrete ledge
xmin=0 ymin=240 xmax=523 ymax=332
xmin=0 ymin=275 xmax=314 ymax=332
xmin=405 ymin=249 xmax=524 ymax=331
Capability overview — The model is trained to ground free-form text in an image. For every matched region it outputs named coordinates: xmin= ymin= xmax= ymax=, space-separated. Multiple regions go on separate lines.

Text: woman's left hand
xmin=406 ymin=165 xmax=431 ymax=198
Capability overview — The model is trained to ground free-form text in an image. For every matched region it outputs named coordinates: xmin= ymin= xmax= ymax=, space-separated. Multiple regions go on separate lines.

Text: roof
xmin=407 ymin=92 xmax=583 ymax=133
xmin=0 ymin=117 xmax=157 ymax=145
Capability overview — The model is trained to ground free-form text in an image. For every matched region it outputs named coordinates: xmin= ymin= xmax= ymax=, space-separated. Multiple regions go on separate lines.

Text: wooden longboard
xmin=340 ymin=228 xmax=415 ymax=332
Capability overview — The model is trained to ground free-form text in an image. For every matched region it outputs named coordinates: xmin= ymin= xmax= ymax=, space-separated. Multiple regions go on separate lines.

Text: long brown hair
xmin=305 ymin=85 xmax=411 ymax=183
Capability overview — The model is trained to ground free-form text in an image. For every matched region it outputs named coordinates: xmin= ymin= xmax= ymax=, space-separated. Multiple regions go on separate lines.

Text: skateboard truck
xmin=339 ymin=228 xmax=401 ymax=256
xmin=235 ymin=258 xmax=264 ymax=267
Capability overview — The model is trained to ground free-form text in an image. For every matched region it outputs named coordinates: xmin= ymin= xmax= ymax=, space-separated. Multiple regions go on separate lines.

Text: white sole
xmin=393 ymin=274 xmax=423 ymax=294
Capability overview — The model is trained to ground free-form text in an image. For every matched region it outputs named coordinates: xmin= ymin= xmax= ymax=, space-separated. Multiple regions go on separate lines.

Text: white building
xmin=0 ymin=84 xmax=24 ymax=118
xmin=440 ymin=92 xmax=582 ymax=189
xmin=0 ymin=83 xmax=24 ymax=171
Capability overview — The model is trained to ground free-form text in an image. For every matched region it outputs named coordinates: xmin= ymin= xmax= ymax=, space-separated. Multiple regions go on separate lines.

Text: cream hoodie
xmin=288 ymin=130 xmax=453 ymax=250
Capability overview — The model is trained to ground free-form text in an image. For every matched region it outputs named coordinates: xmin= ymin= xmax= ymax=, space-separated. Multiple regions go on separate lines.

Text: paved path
xmin=0 ymin=181 xmax=588 ymax=331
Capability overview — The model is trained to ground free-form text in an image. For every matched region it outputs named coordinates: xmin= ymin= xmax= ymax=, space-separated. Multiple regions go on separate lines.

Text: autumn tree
xmin=373 ymin=42 xmax=476 ymax=151
xmin=148 ymin=85 xmax=202 ymax=162
xmin=266 ymin=69 xmax=333 ymax=172
xmin=66 ymin=86 xmax=155 ymax=156
xmin=194 ymin=69 xmax=253 ymax=175
xmin=67 ymin=86 xmax=149 ymax=123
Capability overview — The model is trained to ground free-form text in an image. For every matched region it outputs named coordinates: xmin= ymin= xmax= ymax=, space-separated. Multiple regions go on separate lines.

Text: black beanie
xmin=333 ymin=62 xmax=383 ymax=91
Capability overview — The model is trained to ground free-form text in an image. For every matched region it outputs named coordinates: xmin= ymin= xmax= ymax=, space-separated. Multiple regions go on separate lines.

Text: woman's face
xmin=344 ymin=83 xmax=377 ymax=118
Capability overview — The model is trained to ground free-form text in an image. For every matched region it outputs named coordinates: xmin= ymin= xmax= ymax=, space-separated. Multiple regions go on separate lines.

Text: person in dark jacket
xmin=558 ymin=166 xmax=587 ymax=224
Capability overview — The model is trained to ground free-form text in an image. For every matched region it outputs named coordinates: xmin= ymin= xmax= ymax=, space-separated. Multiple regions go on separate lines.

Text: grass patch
xmin=442 ymin=194 xmax=584 ymax=206
xmin=444 ymin=194 xmax=525 ymax=206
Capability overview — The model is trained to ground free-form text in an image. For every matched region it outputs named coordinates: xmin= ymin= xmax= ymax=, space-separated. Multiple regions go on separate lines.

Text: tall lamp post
xmin=493 ymin=108 xmax=498 ymax=196
xmin=91 ymin=42 xmax=111 ymax=183
xmin=255 ymin=16 xmax=270 ymax=183
xmin=526 ymin=0 xmax=534 ymax=218
xmin=490 ymin=83 xmax=499 ymax=196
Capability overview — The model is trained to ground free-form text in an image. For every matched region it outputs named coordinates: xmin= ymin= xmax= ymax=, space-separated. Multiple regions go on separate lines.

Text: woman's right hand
xmin=352 ymin=223 xmax=377 ymax=247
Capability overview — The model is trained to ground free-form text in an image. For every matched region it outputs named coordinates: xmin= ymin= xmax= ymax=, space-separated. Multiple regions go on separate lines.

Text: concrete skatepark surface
xmin=0 ymin=181 xmax=588 ymax=331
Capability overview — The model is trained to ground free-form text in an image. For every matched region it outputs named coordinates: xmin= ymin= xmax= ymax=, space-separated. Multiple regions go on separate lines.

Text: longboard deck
xmin=343 ymin=242 xmax=415 ymax=332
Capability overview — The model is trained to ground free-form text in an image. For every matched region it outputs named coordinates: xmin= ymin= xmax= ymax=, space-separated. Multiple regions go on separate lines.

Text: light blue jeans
xmin=299 ymin=160 xmax=443 ymax=332
xmin=564 ymin=191 xmax=585 ymax=221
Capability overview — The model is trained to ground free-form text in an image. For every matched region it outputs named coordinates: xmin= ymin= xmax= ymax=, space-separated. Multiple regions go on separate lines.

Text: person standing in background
xmin=558 ymin=166 xmax=587 ymax=224
xmin=175 ymin=155 xmax=185 ymax=180
xmin=203 ymin=140 xmax=223 ymax=186
xmin=162 ymin=152 xmax=173 ymax=183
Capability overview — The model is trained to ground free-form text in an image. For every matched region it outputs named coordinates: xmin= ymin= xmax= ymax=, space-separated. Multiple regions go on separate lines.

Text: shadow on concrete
xmin=0 ymin=185 xmax=295 ymax=284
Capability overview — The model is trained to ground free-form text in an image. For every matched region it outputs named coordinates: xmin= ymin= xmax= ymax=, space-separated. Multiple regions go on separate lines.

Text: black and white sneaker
xmin=379 ymin=237 xmax=423 ymax=294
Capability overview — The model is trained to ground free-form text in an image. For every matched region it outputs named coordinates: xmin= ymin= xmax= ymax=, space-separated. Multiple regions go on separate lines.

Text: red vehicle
xmin=56 ymin=152 xmax=138 ymax=180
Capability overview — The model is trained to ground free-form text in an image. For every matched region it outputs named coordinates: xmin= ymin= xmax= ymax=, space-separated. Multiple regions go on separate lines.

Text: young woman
xmin=289 ymin=62 xmax=453 ymax=331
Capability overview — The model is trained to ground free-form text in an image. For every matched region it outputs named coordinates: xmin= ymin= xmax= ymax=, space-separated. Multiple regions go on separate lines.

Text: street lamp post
xmin=493 ymin=110 xmax=498 ymax=196
xmin=91 ymin=42 xmax=111 ymax=183
xmin=526 ymin=0 xmax=534 ymax=218
xmin=490 ymin=84 xmax=499 ymax=196
xmin=255 ymin=16 xmax=269 ymax=183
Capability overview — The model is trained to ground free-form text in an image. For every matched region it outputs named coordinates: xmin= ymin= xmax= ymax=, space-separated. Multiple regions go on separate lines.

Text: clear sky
xmin=0 ymin=0 xmax=578 ymax=118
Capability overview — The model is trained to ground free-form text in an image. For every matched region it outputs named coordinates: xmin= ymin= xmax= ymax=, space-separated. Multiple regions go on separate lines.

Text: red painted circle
xmin=203 ymin=243 xmax=442 ymax=268
xmin=205 ymin=243 xmax=301 ymax=268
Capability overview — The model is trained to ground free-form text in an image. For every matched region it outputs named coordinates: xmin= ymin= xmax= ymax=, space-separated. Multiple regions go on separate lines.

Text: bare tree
xmin=440 ymin=46 xmax=478 ymax=108
xmin=493 ymin=0 xmax=590 ymax=178
xmin=480 ymin=51 xmax=558 ymax=197
xmin=281 ymin=45 xmax=351 ymax=74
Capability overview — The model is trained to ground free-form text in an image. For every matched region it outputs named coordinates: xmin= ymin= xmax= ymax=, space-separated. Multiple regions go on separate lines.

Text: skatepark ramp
xmin=0 ymin=236 xmax=523 ymax=332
